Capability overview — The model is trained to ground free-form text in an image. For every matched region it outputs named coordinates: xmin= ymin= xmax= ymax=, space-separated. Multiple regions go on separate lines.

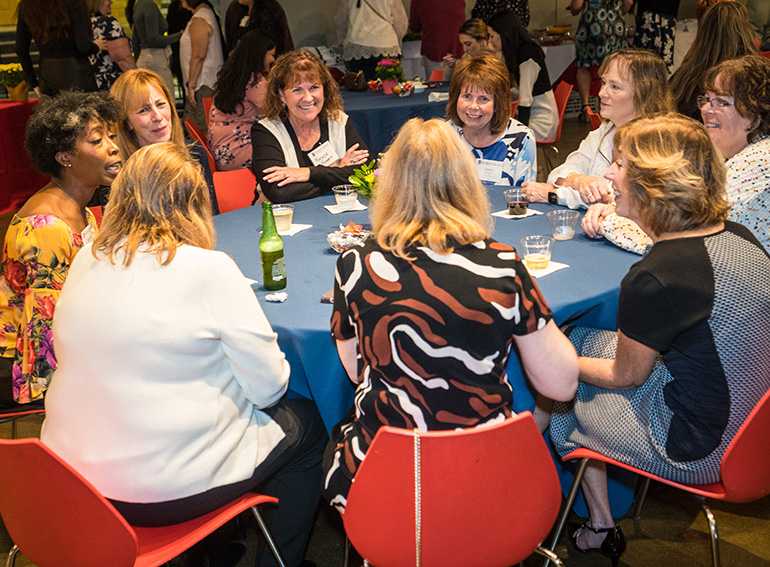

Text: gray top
xmin=132 ymin=0 xmax=181 ymax=53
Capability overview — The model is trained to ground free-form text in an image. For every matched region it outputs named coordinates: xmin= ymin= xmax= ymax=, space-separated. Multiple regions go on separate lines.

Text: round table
xmin=213 ymin=188 xmax=639 ymax=515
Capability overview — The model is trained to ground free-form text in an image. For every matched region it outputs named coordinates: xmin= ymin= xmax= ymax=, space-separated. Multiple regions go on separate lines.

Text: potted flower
xmin=348 ymin=159 xmax=378 ymax=201
xmin=375 ymin=58 xmax=404 ymax=95
xmin=0 ymin=63 xmax=29 ymax=102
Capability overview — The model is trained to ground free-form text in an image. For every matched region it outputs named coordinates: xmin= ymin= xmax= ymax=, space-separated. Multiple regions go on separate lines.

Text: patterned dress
xmin=726 ymin=136 xmax=770 ymax=252
xmin=632 ymin=0 xmax=679 ymax=71
xmin=574 ymin=0 xmax=628 ymax=68
xmin=0 ymin=212 xmax=96 ymax=404
xmin=453 ymin=118 xmax=536 ymax=186
xmin=550 ymin=223 xmax=770 ymax=484
xmin=323 ymin=238 xmax=553 ymax=512
xmin=89 ymin=13 xmax=132 ymax=90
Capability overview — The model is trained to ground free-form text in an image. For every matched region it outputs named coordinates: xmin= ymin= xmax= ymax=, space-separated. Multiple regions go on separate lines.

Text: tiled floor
xmin=2 ymin=116 xmax=770 ymax=567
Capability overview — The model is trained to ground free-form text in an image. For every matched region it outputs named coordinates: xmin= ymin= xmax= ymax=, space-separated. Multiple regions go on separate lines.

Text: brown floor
xmin=2 ymin=117 xmax=769 ymax=567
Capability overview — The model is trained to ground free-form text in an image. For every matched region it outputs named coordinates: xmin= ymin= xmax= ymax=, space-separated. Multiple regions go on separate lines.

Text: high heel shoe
xmin=568 ymin=521 xmax=626 ymax=567
xmin=578 ymin=104 xmax=591 ymax=123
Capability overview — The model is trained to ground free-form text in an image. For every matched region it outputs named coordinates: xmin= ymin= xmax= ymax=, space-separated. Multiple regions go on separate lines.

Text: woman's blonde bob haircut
xmin=110 ymin=69 xmax=187 ymax=160
xmin=261 ymin=50 xmax=344 ymax=122
xmin=93 ymin=142 xmax=215 ymax=267
xmin=371 ymin=118 xmax=492 ymax=258
xmin=446 ymin=52 xmax=511 ymax=135
xmin=614 ymin=114 xmax=729 ymax=236
xmin=598 ymin=48 xmax=675 ymax=121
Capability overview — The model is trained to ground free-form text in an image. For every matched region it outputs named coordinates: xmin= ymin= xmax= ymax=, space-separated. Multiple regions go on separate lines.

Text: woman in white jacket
xmin=41 ymin=142 xmax=327 ymax=567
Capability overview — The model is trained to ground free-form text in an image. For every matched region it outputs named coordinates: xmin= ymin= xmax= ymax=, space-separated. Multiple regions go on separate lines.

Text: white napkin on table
xmin=324 ymin=201 xmax=368 ymax=214
xmin=428 ymin=92 xmax=449 ymax=102
xmin=526 ymin=261 xmax=569 ymax=278
xmin=492 ymin=208 xmax=544 ymax=219
xmin=259 ymin=223 xmax=312 ymax=236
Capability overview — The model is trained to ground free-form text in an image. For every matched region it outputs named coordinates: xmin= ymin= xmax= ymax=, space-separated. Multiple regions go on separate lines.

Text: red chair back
xmin=213 ymin=169 xmax=258 ymax=213
xmin=185 ymin=117 xmax=217 ymax=173
xmin=548 ymin=81 xmax=573 ymax=143
xmin=586 ymin=105 xmax=602 ymax=130
xmin=428 ymin=69 xmax=443 ymax=82
xmin=720 ymin=387 xmax=770 ymax=502
xmin=0 ymin=438 xmax=139 ymax=567
xmin=761 ymin=51 xmax=770 ymax=60
xmin=511 ymin=98 xmax=519 ymax=119
xmin=343 ymin=413 xmax=562 ymax=567
xmin=202 ymin=97 xmax=213 ymax=128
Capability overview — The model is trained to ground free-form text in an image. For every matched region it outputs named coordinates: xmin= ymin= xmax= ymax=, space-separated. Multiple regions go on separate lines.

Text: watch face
xmin=548 ymin=192 xmax=558 ymax=205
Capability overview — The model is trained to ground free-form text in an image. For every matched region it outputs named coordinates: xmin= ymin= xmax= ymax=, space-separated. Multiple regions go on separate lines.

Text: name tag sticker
xmin=308 ymin=141 xmax=340 ymax=166
xmin=476 ymin=158 xmax=503 ymax=184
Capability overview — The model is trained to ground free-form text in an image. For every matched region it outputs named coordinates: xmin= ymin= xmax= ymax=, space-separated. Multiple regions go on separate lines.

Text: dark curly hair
xmin=213 ymin=29 xmax=276 ymax=115
xmin=25 ymin=90 xmax=123 ymax=178
xmin=703 ymin=54 xmax=770 ymax=144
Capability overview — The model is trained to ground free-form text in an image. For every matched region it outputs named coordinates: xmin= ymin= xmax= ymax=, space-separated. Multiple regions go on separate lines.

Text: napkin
xmin=428 ymin=92 xmax=449 ymax=102
xmin=324 ymin=201 xmax=368 ymax=214
xmin=245 ymin=277 xmax=259 ymax=286
xmin=492 ymin=208 xmax=544 ymax=219
xmin=526 ymin=261 xmax=569 ymax=278
xmin=279 ymin=223 xmax=312 ymax=236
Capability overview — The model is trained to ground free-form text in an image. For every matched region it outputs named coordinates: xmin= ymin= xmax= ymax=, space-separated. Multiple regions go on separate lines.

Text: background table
xmin=214 ymin=189 xmax=640 ymax=515
xmin=341 ymin=88 xmax=448 ymax=156
xmin=0 ymin=99 xmax=49 ymax=214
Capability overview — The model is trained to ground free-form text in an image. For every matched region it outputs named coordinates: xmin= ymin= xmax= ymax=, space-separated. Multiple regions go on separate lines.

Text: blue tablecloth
xmin=214 ymin=189 xmax=640 ymax=516
xmin=341 ymin=88 xmax=448 ymax=156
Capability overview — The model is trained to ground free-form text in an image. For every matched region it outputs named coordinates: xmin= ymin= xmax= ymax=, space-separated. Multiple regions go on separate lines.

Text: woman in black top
xmin=16 ymin=0 xmax=105 ymax=96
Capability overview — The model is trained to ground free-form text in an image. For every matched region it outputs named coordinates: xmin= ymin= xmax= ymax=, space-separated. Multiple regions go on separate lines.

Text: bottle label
xmin=272 ymin=257 xmax=286 ymax=281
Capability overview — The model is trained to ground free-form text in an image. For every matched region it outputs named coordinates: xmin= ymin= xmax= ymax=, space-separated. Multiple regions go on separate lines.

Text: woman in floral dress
xmin=86 ymin=0 xmax=136 ymax=90
xmin=0 ymin=91 xmax=122 ymax=408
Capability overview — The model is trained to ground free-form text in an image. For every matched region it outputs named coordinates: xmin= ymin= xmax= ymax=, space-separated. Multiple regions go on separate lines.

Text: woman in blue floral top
xmin=86 ymin=0 xmax=136 ymax=90
xmin=0 ymin=91 xmax=122 ymax=407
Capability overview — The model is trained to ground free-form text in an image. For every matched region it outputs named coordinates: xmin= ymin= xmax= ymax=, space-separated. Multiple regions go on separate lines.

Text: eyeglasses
xmin=697 ymin=95 xmax=736 ymax=109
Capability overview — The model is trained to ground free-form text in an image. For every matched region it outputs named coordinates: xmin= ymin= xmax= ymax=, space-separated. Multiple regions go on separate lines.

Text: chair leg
xmin=542 ymin=457 xmax=591 ymax=567
xmin=343 ymin=535 xmax=350 ymax=567
xmin=250 ymin=505 xmax=288 ymax=567
xmin=533 ymin=545 xmax=565 ymax=566
xmin=6 ymin=545 xmax=19 ymax=567
xmin=632 ymin=477 xmax=651 ymax=521
xmin=695 ymin=495 xmax=721 ymax=567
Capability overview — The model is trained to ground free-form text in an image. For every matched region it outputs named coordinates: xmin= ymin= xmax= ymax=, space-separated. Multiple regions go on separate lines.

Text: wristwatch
xmin=548 ymin=191 xmax=558 ymax=205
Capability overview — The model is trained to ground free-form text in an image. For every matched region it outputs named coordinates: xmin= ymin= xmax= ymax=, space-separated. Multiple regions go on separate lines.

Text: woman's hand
xmin=187 ymin=86 xmax=198 ymax=108
xmin=263 ymin=166 xmax=311 ymax=186
xmin=521 ymin=181 xmax=554 ymax=203
xmin=582 ymin=203 xmax=615 ymax=238
xmin=94 ymin=36 xmax=108 ymax=51
xmin=336 ymin=143 xmax=369 ymax=167
xmin=443 ymin=54 xmax=457 ymax=69
xmin=565 ymin=173 xmax=613 ymax=205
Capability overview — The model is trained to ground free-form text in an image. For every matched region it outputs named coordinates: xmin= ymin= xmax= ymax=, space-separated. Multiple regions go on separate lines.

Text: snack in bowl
xmin=327 ymin=222 xmax=373 ymax=252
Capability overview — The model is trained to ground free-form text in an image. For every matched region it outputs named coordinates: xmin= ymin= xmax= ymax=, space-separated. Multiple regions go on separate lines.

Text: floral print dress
xmin=0 ymin=212 xmax=96 ymax=403
xmin=89 ymin=13 xmax=132 ymax=90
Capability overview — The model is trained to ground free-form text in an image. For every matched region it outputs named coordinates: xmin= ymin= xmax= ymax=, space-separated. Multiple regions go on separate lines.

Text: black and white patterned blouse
xmin=89 ymin=14 xmax=131 ymax=91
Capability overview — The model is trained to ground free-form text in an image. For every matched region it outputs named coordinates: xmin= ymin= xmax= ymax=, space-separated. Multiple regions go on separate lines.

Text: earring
xmin=64 ymin=162 xmax=72 ymax=167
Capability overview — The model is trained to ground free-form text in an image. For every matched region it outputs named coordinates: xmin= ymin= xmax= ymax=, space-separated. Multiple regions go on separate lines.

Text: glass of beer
xmin=519 ymin=235 xmax=553 ymax=271
xmin=272 ymin=204 xmax=294 ymax=232
xmin=503 ymin=187 xmax=528 ymax=216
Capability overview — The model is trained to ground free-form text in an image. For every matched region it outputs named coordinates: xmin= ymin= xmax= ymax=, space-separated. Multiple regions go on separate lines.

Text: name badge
xmin=476 ymin=158 xmax=503 ymax=184
xmin=308 ymin=141 xmax=340 ymax=166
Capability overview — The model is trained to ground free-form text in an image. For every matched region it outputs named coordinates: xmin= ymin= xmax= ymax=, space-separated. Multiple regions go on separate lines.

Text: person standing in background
xmin=129 ymin=0 xmax=182 ymax=96
xmin=166 ymin=0 xmax=192 ymax=104
xmin=335 ymin=0 xmax=408 ymax=81
xmin=16 ymin=0 xmax=105 ymax=96
xmin=87 ymin=0 xmax=136 ymax=90
xmin=632 ymin=0 xmax=680 ymax=72
xmin=471 ymin=0 xmax=529 ymax=28
xmin=409 ymin=0 xmax=466 ymax=79
xmin=746 ymin=0 xmax=770 ymax=51
xmin=227 ymin=0 xmax=293 ymax=56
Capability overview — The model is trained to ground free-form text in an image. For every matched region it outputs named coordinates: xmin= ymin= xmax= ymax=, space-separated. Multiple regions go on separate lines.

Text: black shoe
xmin=568 ymin=521 xmax=626 ymax=567
xmin=578 ymin=104 xmax=591 ymax=123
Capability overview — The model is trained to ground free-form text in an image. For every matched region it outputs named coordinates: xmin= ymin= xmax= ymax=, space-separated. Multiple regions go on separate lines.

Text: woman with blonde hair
xmin=322 ymin=118 xmax=579 ymax=513
xmin=548 ymin=114 xmax=770 ymax=566
xmin=110 ymin=68 xmax=218 ymax=213
xmin=42 ymin=142 xmax=327 ymax=567
xmin=251 ymin=49 xmax=369 ymax=203
xmin=523 ymin=48 xmax=674 ymax=209
xmin=446 ymin=52 xmax=536 ymax=186
xmin=669 ymin=1 xmax=757 ymax=120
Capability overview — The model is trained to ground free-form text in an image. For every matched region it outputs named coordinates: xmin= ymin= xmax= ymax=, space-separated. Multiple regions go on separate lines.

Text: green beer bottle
xmin=260 ymin=202 xmax=287 ymax=290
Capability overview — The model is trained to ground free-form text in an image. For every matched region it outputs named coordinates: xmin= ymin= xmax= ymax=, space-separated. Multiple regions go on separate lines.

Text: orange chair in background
xmin=214 ymin=169 xmax=259 ymax=213
xmin=511 ymin=97 xmax=519 ymax=119
xmin=0 ymin=438 xmax=287 ymax=567
xmin=536 ymin=81 xmax=573 ymax=175
xmin=428 ymin=69 xmax=443 ymax=82
xmin=202 ymin=97 xmax=213 ymax=128
xmin=343 ymin=413 xmax=565 ymax=567
xmin=543 ymin=388 xmax=770 ymax=567
xmin=586 ymin=105 xmax=602 ymax=130
xmin=184 ymin=117 xmax=216 ymax=173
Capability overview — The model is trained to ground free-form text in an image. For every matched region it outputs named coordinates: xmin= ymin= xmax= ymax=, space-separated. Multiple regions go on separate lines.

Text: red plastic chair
xmin=214 ymin=168 xmax=259 ymax=213
xmin=510 ymin=97 xmax=519 ymax=119
xmin=0 ymin=407 xmax=45 ymax=439
xmin=427 ymin=69 xmax=443 ymax=82
xmin=761 ymin=51 xmax=770 ymax=60
xmin=536 ymin=81 xmax=573 ymax=174
xmin=585 ymin=105 xmax=602 ymax=130
xmin=0 ymin=438 xmax=287 ymax=567
xmin=343 ymin=413 xmax=565 ymax=567
xmin=88 ymin=205 xmax=103 ymax=227
xmin=202 ymin=96 xmax=213 ymax=128
xmin=543 ymin=388 xmax=770 ymax=567
xmin=184 ymin=117 xmax=217 ymax=173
